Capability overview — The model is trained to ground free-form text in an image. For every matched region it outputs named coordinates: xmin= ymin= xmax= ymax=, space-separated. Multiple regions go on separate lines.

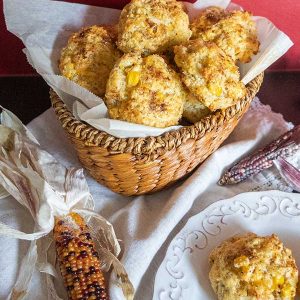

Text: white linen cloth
xmin=0 ymin=98 xmax=298 ymax=300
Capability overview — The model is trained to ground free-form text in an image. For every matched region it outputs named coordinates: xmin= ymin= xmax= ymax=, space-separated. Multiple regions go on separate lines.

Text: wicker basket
xmin=50 ymin=73 xmax=263 ymax=196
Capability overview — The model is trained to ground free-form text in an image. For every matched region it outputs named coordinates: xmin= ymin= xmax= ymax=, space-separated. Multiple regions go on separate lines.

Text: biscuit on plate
xmin=191 ymin=6 xmax=227 ymax=36
xmin=196 ymin=11 xmax=260 ymax=63
xmin=174 ymin=38 xmax=246 ymax=111
xmin=59 ymin=25 xmax=121 ymax=97
xmin=209 ymin=233 xmax=298 ymax=300
xmin=105 ymin=53 xmax=185 ymax=128
xmin=117 ymin=0 xmax=191 ymax=54
xmin=183 ymin=92 xmax=211 ymax=123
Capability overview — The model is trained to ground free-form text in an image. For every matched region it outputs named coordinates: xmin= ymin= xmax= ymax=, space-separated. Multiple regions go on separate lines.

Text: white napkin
xmin=0 ymin=98 xmax=298 ymax=300
xmin=3 ymin=0 xmax=293 ymax=138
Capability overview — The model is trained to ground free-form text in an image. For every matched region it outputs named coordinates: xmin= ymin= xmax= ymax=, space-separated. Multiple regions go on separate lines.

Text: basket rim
xmin=50 ymin=72 xmax=264 ymax=157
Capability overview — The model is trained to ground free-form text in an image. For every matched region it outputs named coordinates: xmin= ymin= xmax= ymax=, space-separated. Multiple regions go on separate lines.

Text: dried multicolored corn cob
xmin=54 ymin=212 xmax=109 ymax=300
xmin=219 ymin=125 xmax=300 ymax=185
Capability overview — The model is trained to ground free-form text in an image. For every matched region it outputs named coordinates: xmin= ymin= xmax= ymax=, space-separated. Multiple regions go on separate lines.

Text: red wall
xmin=1 ymin=0 xmax=299 ymax=75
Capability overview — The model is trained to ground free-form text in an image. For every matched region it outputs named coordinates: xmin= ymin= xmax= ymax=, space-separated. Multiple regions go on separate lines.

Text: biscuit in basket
xmin=191 ymin=6 xmax=227 ymax=36
xmin=174 ymin=38 xmax=246 ymax=111
xmin=59 ymin=25 xmax=121 ymax=97
xmin=209 ymin=233 xmax=298 ymax=300
xmin=105 ymin=53 xmax=185 ymax=128
xmin=195 ymin=11 xmax=260 ymax=63
xmin=183 ymin=92 xmax=211 ymax=123
xmin=117 ymin=0 xmax=191 ymax=54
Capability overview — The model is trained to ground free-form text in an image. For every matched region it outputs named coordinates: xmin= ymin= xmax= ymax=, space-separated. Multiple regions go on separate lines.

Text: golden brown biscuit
xmin=183 ymin=92 xmax=211 ymax=123
xmin=191 ymin=6 xmax=226 ymax=36
xmin=105 ymin=53 xmax=185 ymax=128
xmin=59 ymin=25 xmax=121 ymax=97
xmin=174 ymin=38 xmax=246 ymax=111
xmin=209 ymin=233 xmax=298 ymax=300
xmin=196 ymin=11 xmax=260 ymax=63
xmin=117 ymin=0 xmax=192 ymax=54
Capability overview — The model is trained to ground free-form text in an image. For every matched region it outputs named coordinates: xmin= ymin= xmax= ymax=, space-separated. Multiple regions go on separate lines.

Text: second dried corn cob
xmin=54 ymin=212 xmax=109 ymax=300
xmin=219 ymin=125 xmax=300 ymax=185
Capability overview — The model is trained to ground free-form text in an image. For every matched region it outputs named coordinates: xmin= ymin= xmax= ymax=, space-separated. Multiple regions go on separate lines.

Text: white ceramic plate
xmin=153 ymin=191 xmax=300 ymax=300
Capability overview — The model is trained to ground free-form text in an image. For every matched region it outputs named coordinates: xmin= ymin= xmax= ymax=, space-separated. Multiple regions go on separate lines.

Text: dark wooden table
xmin=0 ymin=71 xmax=299 ymax=124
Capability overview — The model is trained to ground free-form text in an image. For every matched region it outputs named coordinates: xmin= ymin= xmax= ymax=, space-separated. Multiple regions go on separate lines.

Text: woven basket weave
xmin=50 ymin=73 xmax=263 ymax=196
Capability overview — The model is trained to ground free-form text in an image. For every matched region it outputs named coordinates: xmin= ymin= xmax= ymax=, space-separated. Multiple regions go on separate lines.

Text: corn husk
xmin=274 ymin=157 xmax=300 ymax=193
xmin=0 ymin=107 xmax=134 ymax=300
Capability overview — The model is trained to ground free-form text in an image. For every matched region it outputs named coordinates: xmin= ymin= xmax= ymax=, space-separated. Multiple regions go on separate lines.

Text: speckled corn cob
xmin=53 ymin=213 xmax=109 ymax=300
xmin=219 ymin=125 xmax=300 ymax=185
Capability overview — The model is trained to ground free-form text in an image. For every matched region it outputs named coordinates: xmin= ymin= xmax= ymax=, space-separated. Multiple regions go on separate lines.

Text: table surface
xmin=0 ymin=71 xmax=299 ymax=125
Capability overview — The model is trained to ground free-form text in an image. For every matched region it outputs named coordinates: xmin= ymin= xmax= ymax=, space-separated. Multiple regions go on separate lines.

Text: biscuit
xmin=196 ymin=11 xmax=260 ymax=63
xmin=209 ymin=233 xmax=298 ymax=300
xmin=105 ymin=53 xmax=185 ymax=128
xmin=183 ymin=92 xmax=211 ymax=123
xmin=191 ymin=6 xmax=226 ymax=36
xmin=117 ymin=0 xmax=191 ymax=54
xmin=59 ymin=25 xmax=121 ymax=97
xmin=174 ymin=38 xmax=246 ymax=111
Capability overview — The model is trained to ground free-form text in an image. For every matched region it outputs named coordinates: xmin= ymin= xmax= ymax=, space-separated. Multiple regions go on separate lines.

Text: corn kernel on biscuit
xmin=105 ymin=53 xmax=185 ymax=128
xmin=174 ymin=39 xmax=246 ymax=111
xmin=59 ymin=25 xmax=122 ymax=97
xmin=183 ymin=92 xmax=211 ymax=123
xmin=209 ymin=233 xmax=298 ymax=300
xmin=196 ymin=11 xmax=259 ymax=63
xmin=191 ymin=6 xmax=226 ymax=36
xmin=117 ymin=0 xmax=192 ymax=54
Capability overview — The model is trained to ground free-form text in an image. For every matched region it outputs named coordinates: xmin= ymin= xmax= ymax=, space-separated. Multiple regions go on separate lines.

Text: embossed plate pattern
xmin=153 ymin=191 xmax=300 ymax=300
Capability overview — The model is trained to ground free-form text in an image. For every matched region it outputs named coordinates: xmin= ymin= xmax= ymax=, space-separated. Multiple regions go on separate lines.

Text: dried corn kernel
xmin=254 ymin=279 xmax=272 ymax=289
xmin=53 ymin=213 xmax=108 ymax=300
xmin=234 ymin=255 xmax=249 ymax=268
xmin=63 ymin=62 xmax=77 ymax=79
xmin=253 ymin=271 xmax=265 ymax=281
xmin=281 ymin=283 xmax=293 ymax=298
xmin=156 ymin=92 xmax=164 ymax=100
xmin=273 ymin=275 xmax=285 ymax=289
xmin=127 ymin=71 xmax=140 ymax=87
xmin=208 ymin=84 xmax=223 ymax=97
